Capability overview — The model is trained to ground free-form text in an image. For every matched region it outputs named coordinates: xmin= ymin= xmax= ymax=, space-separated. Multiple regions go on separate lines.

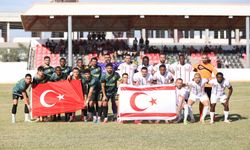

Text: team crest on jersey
xmin=112 ymin=76 xmax=117 ymax=81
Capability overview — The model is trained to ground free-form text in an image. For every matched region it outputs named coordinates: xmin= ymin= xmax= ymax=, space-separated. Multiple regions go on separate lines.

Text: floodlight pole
xmin=6 ymin=22 xmax=10 ymax=42
xmin=68 ymin=16 xmax=73 ymax=67
xmin=246 ymin=17 xmax=250 ymax=68
xmin=141 ymin=28 xmax=146 ymax=40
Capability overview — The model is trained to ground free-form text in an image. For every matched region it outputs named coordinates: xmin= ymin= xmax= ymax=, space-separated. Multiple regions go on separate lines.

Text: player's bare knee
xmin=13 ymin=99 xmax=18 ymax=105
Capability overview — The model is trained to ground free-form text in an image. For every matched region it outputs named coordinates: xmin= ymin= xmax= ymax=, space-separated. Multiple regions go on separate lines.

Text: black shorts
xmin=103 ymin=94 xmax=117 ymax=102
xmin=89 ymin=92 xmax=101 ymax=102
xmin=205 ymin=87 xmax=212 ymax=99
xmin=12 ymin=93 xmax=23 ymax=100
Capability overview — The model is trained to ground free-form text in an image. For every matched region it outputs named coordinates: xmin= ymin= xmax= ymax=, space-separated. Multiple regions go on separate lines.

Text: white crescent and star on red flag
xmin=39 ymin=90 xmax=65 ymax=108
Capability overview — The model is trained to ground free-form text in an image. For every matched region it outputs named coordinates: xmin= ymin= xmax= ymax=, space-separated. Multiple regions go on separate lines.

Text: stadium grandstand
xmin=0 ymin=1 xmax=250 ymax=78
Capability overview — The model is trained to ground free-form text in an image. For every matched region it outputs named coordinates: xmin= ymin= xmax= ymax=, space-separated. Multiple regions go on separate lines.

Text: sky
xmin=0 ymin=0 xmax=250 ymax=11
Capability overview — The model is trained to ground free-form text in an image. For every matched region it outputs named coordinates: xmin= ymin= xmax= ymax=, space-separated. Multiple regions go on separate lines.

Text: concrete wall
xmin=0 ymin=62 xmax=36 ymax=84
xmin=0 ymin=62 xmax=249 ymax=83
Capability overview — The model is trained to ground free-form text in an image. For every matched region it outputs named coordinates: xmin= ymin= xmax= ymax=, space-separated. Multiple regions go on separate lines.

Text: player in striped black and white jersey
xmin=153 ymin=53 xmax=171 ymax=74
xmin=170 ymin=54 xmax=193 ymax=84
xmin=137 ymin=56 xmax=154 ymax=75
xmin=117 ymin=54 xmax=137 ymax=84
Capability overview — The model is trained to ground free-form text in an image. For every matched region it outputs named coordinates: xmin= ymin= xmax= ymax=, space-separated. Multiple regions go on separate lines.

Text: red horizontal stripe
xmin=120 ymin=86 xmax=175 ymax=91
xmin=120 ymin=113 xmax=176 ymax=117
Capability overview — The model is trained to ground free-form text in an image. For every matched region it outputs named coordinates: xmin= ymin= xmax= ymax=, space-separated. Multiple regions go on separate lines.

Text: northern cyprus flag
xmin=118 ymin=85 xmax=177 ymax=121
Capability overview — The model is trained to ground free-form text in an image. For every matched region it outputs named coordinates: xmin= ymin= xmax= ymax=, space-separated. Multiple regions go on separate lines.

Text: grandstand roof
xmin=21 ymin=2 xmax=250 ymax=31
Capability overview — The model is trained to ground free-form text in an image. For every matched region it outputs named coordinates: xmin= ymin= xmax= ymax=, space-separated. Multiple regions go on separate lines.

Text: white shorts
xmin=189 ymin=93 xmax=209 ymax=102
xmin=211 ymin=94 xmax=227 ymax=104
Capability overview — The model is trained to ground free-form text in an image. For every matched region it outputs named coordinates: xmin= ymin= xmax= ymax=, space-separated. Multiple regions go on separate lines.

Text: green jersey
xmin=77 ymin=66 xmax=87 ymax=79
xmin=12 ymin=79 xmax=30 ymax=95
xmin=81 ymin=76 xmax=100 ymax=96
xmin=60 ymin=66 xmax=72 ymax=76
xmin=32 ymin=75 xmax=49 ymax=86
xmin=43 ymin=66 xmax=54 ymax=77
xmin=50 ymin=73 xmax=67 ymax=82
xmin=89 ymin=65 xmax=102 ymax=79
xmin=101 ymin=72 xmax=120 ymax=96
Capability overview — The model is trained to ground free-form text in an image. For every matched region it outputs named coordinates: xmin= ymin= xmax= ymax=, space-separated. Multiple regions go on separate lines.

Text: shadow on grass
xmin=34 ymin=113 xmax=247 ymax=124
xmin=193 ymin=113 xmax=247 ymax=123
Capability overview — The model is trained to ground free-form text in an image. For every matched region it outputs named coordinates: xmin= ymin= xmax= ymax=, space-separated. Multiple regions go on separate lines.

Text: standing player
xmin=117 ymin=73 xmax=129 ymax=123
xmin=193 ymin=54 xmax=217 ymax=117
xmin=153 ymin=53 xmax=170 ymax=73
xmin=101 ymin=63 xmax=120 ymax=123
xmin=11 ymin=74 xmax=32 ymax=123
xmin=99 ymin=53 xmax=121 ymax=74
xmin=133 ymin=67 xmax=153 ymax=124
xmin=99 ymin=54 xmax=121 ymax=118
xmin=59 ymin=57 xmax=72 ymax=76
xmin=184 ymin=73 xmax=210 ymax=124
xmin=75 ymin=58 xmax=87 ymax=78
xmin=209 ymin=72 xmax=233 ymax=124
xmin=67 ymin=67 xmax=81 ymax=122
xmin=49 ymin=66 xmax=67 ymax=121
xmin=50 ymin=66 xmax=67 ymax=82
xmin=152 ymin=65 xmax=173 ymax=123
xmin=153 ymin=64 xmax=174 ymax=84
xmin=118 ymin=54 xmax=137 ymax=84
xmin=89 ymin=57 xmax=102 ymax=79
xmin=118 ymin=73 xmax=129 ymax=86
xmin=171 ymin=54 xmax=193 ymax=121
xmin=81 ymin=69 xmax=101 ymax=123
xmin=43 ymin=56 xmax=54 ymax=78
xmin=32 ymin=66 xmax=50 ymax=122
xmin=171 ymin=54 xmax=193 ymax=84
xmin=88 ymin=57 xmax=102 ymax=120
xmin=33 ymin=66 xmax=50 ymax=87
xmin=137 ymin=56 xmax=154 ymax=75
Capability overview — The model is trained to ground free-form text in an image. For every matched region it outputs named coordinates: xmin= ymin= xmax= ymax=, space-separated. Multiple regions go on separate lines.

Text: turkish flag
xmin=31 ymin=80 xmax=84 ymax=117
xmin=119 ymin=85 xmax=177 ymax=121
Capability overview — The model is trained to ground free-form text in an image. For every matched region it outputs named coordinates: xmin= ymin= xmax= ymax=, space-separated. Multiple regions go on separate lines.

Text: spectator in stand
xmin=101 ymin=32 xmax=106 ymax=41
xmin=92 ymin=32 xmax=97 ymax=41
xmin=50 ymin=40 xmax=57 ymax=53
xmin=87 ymin=32 xmax=92 ymax=41
xmin=145 ymin=38 xmax=149 ymax=48
xmin=133 ymin=38 xmax=138 ymax=51
xmin=97 ymin=32 xmax=102 ymax=41
xmin=139 ymin=37 xmax=144 ymax=49
xmin=45 ymin=39 xmax=50 ymax=48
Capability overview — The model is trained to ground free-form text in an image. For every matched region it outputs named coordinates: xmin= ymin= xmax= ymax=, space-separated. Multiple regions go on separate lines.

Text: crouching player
xmin=11 ymin=74 xmax=32 ymax=123
xmin=209 ymin=72 xmax=233 ymax=124
xmin=184 ymin=73 xmax=210 ymax=124
xmin=175 ymin=78 xmax=189 ymax=123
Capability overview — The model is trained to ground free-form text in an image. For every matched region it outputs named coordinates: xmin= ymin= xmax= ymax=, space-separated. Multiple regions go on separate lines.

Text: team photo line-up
xmin=11 ymin=52 xmax=233 ymax=124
